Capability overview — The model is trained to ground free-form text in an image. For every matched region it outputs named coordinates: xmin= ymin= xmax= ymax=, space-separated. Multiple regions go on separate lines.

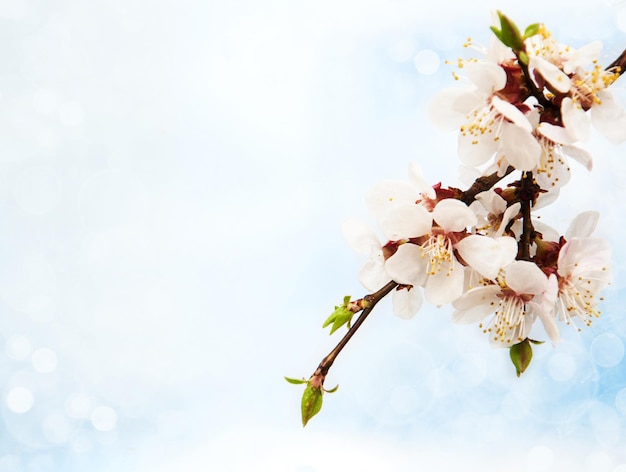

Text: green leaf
xmin=490 ymin=26 xmax=505 ymax=45
xmin=322 ymin=296 xmax=355 ymax=335
xmin=324 ymin=384 xmax=339 ymax=393
xmin=509 ymin=339 xmax=533 ymax=377
xmin=301 ymin=384 xmax=323 ymax=427
xmin=284 ymin=376 xmax=307 ymax=385
xmin=528 ymin=338 xmax=545 ymax=345
xmin=498 ymin=11 xmax=524 ymax=52
xmin=523 ymin=23 xmax=540 ymax=39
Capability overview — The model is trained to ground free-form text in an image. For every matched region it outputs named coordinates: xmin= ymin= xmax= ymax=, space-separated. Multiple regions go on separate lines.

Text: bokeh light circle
xmin=590 ymin=333 xmax=624 ymax=368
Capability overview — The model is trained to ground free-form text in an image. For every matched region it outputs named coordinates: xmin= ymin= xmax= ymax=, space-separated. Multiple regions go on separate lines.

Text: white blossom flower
xmin=533 ymin=122 xmax=593 ymax=193
xmin=527 ymin=27 xmax=626 ymax=143
xmin=342 ymin=218 xmax=425 ymax=320
xmin=452 ymin=260 xmax=557 ymax=347
xmin=342 ymin=218 xmax=391 ymax=292
xmin=555 ymin=237 xmax=611 ymax=328
xmin=431 ymin=65 xmax=540 ymax=170
xmin=365 ymin=162 xmax=435 ymax=223
xmin=472 ymin=190 xmax=521 ymax=236
xmin=384 ymin=198 xmax=517 ymax=305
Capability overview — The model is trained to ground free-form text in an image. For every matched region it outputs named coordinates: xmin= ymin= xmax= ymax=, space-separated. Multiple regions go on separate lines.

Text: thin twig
xmin=311 ymin=281 xmax=398 ymax=381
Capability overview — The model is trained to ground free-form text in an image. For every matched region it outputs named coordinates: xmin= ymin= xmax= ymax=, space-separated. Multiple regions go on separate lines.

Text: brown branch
xmin=517 ymin=172 xmax=536 ymax=261
xmin=460 ymin=166 xmax=515 ymax=205
xmin=310 ymin=280 xmax=398 ymax=384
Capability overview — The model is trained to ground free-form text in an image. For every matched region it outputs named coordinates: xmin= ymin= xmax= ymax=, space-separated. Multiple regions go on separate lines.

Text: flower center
xmin=482 ymin=294 xmax=528 ymax=344
xmin=557 ymin=276 xmax=601 ymax=329
xmin=460 ymin=102 xmax=502 ymax=146
xmin=421 ymin=233 xmax=454 ymax=276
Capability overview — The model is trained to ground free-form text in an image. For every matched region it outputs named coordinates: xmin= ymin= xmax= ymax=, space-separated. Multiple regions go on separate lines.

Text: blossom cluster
xmin=343 ymin=14 xmax=622 ymax=351
xmin=289 ymin=12 xmax=626 ymax=428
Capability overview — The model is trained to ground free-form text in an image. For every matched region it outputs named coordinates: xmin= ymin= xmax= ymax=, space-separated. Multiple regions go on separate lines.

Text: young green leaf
xmin=322 ymin=296 xmax=355 ymax=335
xmin=498 ymin=11 xmax=524 ymax=52
xmin=523 ymin=23 xmax=541 ymax=39
xmin=509 ymin=339 xmax=533 ymax=377
xmin=490 ymin=26 xmax=505 ymax=45
xmin=324 ymin=384 xmax=339 ymax=393
xmin=301 ymin=384 xmax=324 ymax=427
xmin=284 ymin=376 xmax=308 ymax=385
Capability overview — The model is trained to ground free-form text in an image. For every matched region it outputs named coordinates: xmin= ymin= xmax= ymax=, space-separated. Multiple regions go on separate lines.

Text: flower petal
xmin=496 ymin=202 xmax=521 ymax=237
xmin=457 ymin=115 xmax=500 ymax=166
xmin=392 ymin=286 xmax=423 ymax=320
xmin=379 ymin=203 xmax=432 ymax=241
xmin=562 ymin=40 xmax=602 ymax=74
xmin=452 ymin=285 xmax=501 ymax=324
xmin=432 ymin=198 xmax=477 ymax=232
xmin=359 ymin=251 xmax=391 ymax=291
xmin=563 ymin=144 xmax=593 ymax=171
xmin=408 ymin=162 xmax=436 ymax=199
xmin=591 ymin=90 xmax=626 ymax=144
xmin=342 ymin=218 xmax=380 ymax=255
xmin=384 ymin=243 xmax=427 ymax=286
xmin=491 ymin=96 xmax=532 ymax=132
xmin=366 ymin=180 xmax=420 ymax=220
xmin=500 ymin=122 xmax=542 ymax=171
xmin=429 ymin=87 xmax=483 ymax=131
xmin=537 ymin=122 xmax=576 ymax=145
xmin=505 ymin=260 xmax=548 ymax=295
xmin=561 ymin=97 xmax=590 ymax=142
xmin=424 ymin=258 xmax=465 ymax=305
xmin=565 ymin=211 xmax=599 ymax=240
xmin=455 ymin=235 xmax=517 ymax=280
xmin=464 ymin=61 xmax=507 ymax=92
xmin=530 ymin=56 xmax=572 ymax=93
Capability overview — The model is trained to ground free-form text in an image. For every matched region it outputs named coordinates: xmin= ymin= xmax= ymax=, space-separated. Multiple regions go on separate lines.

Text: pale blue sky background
xmin=1 ymin=1 xmax=626 ymax=471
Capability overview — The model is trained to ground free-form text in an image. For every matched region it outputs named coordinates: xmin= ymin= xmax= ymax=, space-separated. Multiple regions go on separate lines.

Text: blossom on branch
xmin=452 ymin=260 xmax=559 ymax=347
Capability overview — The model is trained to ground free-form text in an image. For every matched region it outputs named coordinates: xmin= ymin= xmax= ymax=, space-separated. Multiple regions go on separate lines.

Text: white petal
xmin=496 ymin=202 xmax=521 ymax=237
xmin=432 ymin=198 xmax=477 ymax=232
xmin=455 ymin=235 xmax=517 ymax=280
xmin=366 ymin=180 xmax=420 ymax=220
xmin=392 ymin=286 xmax=423 ymax=320
xmin=563 ymin=41 xmax=602 ymax=73
xmin=425 ymin=259 xmax=465 ymax=305
xmin=359 ymin=251 xmax=391 ymax=291
xmin=500 ymin=122 xmax=542 ymax=171
xmin=561 ymin=97 xmax=590 ymax=141
xmin=532 ymin=219 xmax=560 ymax=242
xmin=563 ymin=144 xmax=593 ymax=171
xmin=565 ymin=211 xmax=599 ymax=240
xmin=408 ymin=162 xmax=436 ymax=199
xmin=457 ymin=115 xmax=500 ymax=166
xmin=429 ymin=87 xmax=483 ymax=131
xmin=379 ymin=203 xmax=432 ymax=241
xmin=533 ymin=189 xmax=559 ymax=210
xmin=486 ymin=35 xmax=515 ymax=64
xmin=557 ymin=237 xmax=612 ymax=279
xmin=384 ymin=243 xmax=427 ymax=286
xmin=475 ymin=190 xmax=506 ymax=214
xmin=536 ymin=306 xmax=560 ymax=346
xmin=452 ymin=285 xmax=501 ymax=323
xmin=530 ymin=56 xmax=572 ymax=93
xmin=342 ymin=218 xmax=380 ymax=255
xmin=505 ymin=260 xmax=548 ymax=295
xmin=591 ymin=90 xmax=626 ymax=144
xmin=464 ymin=61 xmax=507 ymax=92
xmin=537 ymin=122 xmax=576 ymax=145
xmin=491 ymin=96 xmax=532 ymax=132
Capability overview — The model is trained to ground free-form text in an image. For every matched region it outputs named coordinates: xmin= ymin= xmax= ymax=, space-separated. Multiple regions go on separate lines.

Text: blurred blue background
xmin=1 ymin=1 xmax=626 ymax=471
